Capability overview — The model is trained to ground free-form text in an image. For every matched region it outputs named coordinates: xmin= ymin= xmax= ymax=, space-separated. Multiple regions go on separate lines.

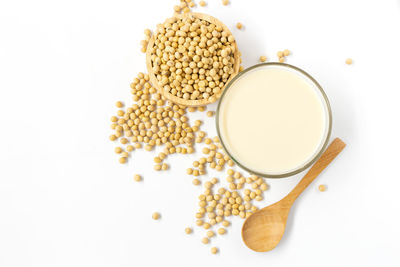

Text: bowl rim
xmin=215 ymin=62 xmax=332 ymax=178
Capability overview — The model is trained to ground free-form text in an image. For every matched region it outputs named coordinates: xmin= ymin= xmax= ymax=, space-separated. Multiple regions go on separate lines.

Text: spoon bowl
xmin=242 ymin=202 xmax=290 ymax=252
xmin=242 ymin=138 xmax=346 ymax=252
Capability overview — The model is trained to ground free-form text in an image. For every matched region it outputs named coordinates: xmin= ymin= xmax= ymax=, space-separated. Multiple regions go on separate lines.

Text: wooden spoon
xmin=242 ymin=138 xmax=346 ymax=252
xmin=145 ymin=12 xmax=241 ymax=107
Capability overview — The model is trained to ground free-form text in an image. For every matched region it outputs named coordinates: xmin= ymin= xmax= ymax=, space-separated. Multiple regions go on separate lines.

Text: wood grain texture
xmin=242 ymin=138 xmax=346 ymax=252
xmin=146 ymin=12 xmax=241 ymax=107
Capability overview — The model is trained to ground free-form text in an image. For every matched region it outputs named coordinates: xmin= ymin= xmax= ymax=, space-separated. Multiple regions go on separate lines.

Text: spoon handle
xmin=282 ymin=138 xmax=346 ymax=204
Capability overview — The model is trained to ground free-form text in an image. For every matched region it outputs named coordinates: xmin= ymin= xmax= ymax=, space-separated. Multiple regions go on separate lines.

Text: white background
xmin=1 ymin=0 xmax=399 ymax=266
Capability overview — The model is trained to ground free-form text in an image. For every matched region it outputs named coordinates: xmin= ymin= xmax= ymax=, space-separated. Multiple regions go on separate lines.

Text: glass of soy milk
xmin=216 ymin=63 xmax=332 ymax=178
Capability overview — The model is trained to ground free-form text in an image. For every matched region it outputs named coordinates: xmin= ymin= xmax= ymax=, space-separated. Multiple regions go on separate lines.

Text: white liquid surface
xmin=218 ymin=65 xmax=330 ymax=175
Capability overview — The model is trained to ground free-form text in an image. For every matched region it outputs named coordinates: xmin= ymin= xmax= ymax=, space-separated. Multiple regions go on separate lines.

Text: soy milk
xmin=217 ymin=64 xmax=330 ymax=176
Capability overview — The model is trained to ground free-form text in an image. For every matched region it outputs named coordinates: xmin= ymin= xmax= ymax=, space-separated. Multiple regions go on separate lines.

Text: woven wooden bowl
xmin=146 ymin=12 xmax=240 ymax=107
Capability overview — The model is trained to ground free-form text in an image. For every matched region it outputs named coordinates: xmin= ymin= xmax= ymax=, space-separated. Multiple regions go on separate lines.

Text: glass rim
xmin=215 ymin=62 xmax=332 ymax=178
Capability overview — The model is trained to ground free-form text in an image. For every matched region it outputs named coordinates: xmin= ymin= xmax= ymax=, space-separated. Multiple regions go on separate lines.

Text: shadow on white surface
xmin=234 ymin=22 xmax=268 ymax=67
